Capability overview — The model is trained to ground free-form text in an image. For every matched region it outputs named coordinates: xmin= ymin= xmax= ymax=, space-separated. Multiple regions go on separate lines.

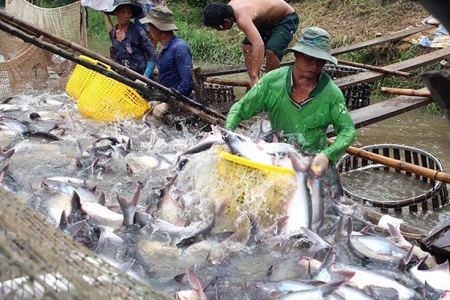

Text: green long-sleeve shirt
xmin=225 ymin=66 xmax=356 ymax=163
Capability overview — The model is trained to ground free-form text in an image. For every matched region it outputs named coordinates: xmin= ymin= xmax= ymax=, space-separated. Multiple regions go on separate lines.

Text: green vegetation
xmin=87 ymin=8 xmax=111 ymax=40
xmin=86 ymin=2 xmax=244 ymax=66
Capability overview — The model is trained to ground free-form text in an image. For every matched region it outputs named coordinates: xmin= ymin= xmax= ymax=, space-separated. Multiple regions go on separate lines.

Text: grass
xmin=85 ymin=3 xmax=243 ymax=65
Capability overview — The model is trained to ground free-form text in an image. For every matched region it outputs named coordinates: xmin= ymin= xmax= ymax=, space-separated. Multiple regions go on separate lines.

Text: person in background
xmin=134 ymin=0 xmax=153 ymax=33
xmin=225 ymin=27 xmax=356 ymax=177
xmin=140 ymin=5 xmax=195 ymax=119
xmin=202 ymin=0 xmax=299 ymax=87
xmin=105 ymin=0 xmax=157 ymax=78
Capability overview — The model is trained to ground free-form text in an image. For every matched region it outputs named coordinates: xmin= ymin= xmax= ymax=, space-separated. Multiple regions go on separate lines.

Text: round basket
xmin=336 ymin=144 xmax=449 ymax=213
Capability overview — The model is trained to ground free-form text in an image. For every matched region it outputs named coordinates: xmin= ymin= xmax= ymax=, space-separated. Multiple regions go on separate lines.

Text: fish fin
xmin=347 ymin=217 xmax=353 ymax=243
xmin=266 ymin=265 xmax=274 ymax=277
xmin=131 ymin=182 xmax=142 ymax=208
xmin=300 ymin=227 xmax=331 ymax=254
xmin=319 ymin=247 xmax=336 ymax=271
xmin=117 ymin=259 xmax=135 ymax=273
xmin=67 ymin=220 xmax=87 ymax=237
xmin=321 ymin=280 xmax=347 ymax=297
xmin=330 ymin=266 xmax=356 ymax=282
xmin=414 ymin=286 xmax=426 ymax=299
xmin=387 ymin=222 xmax=406 ymax=244
xmin=97 ymin=191 xmax=106 ymax=206
xmin=58 ymin=210 xmax=69 ymax=231
xmin=271 ymin=133 xmax=279 ymax=143
xmin=185 ymin=268 xmax=207 ymax=300
xmin=1 ymin=163 xmax=10 ymax=173
xmin=117 ymin=194 xmax=131 ymax=210
xmin=430 ymin=259 xmax=450 ymax=273
xmin=360 ymin=224 xmax=374 ymax=236
xmin=1 ymin=147 xmax=15 ymax=159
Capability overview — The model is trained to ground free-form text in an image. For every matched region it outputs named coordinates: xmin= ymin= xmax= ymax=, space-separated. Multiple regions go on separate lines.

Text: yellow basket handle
xmin=215 ymin=146 xmax=295 ymax=175
xmin=79 ymin=55 xmax=112 ymax=71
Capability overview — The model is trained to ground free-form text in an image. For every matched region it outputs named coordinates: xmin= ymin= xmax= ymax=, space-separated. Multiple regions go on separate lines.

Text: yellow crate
xmin=77 ymin=72 xmax=150 ymax=121
xmin=65 ymin=55 xmax=112 ymax=100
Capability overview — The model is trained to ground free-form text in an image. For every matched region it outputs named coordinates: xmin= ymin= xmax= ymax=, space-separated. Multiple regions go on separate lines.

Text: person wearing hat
xmin=140 ymin=5 xmax=194 ymax=119
xmin=225 ymin=27 xmax=356 ymax=177
xmin=105 ymin=0 xmax=157 ymax=78
xmin=203 ymin=0 xmax=299 ymax=88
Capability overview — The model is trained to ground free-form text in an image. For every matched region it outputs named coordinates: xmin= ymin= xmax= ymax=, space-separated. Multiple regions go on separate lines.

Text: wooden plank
xmin=327 ymin=95 xmax=431 ymax=136
xmin=331 ymin=24 xmax=435 ymax=56
xmin=202 ymin=25 xmax=435 ymax=77
xmin=334 ymin=47 xmax=450 ymax=89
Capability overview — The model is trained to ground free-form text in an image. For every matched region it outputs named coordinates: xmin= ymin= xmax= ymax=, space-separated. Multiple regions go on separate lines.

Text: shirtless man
xmin=203 ymin=0 xmax=299 ymax=87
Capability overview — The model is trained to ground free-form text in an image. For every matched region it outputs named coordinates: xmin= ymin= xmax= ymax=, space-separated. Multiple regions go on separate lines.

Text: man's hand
xmin=153 ymin=103 xmax=170 ymax=119
xmin=310 ymin=153 xmax=329 ymax=177
xmin=148 ymin=101 xmax=161 ymax=111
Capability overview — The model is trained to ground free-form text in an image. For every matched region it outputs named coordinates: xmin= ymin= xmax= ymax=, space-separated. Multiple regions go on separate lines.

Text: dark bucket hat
xmin=284 ymin=27 xmax=338 ymax=65
xmin=104 ymin=0 xmax=143 ymax=19
xmin=140 ymin=6 xmax=178 ymax=31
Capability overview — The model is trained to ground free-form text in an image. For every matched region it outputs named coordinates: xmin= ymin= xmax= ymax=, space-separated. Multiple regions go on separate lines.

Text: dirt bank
xmin=291 ymin=0 xmax=429 ymax=47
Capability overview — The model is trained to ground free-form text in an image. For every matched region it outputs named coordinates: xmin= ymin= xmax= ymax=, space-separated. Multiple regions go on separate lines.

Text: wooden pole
xmin=0 ymin=10 xmax=253 ymax=130
xmin=342 ymin=199 xmax=428 ymax=239
xmin=338 ymin=59 xmax=411 ymax=77
xmin=0 ymin=20 xmax=226 ymax=126
xmin=381 ymin=87 xmax=431 ymax=97
xmin=205 ymin=77 xmax=250 ymax=88
xmin=101 ymin=12 xmax=114 ymax=32
xmin=329 ymin=139 xmax=450 ymax=184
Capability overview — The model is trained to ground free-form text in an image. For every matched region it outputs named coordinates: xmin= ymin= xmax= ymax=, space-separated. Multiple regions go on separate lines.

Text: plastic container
xmin=65 ymin=55 xmax=112 ymax=100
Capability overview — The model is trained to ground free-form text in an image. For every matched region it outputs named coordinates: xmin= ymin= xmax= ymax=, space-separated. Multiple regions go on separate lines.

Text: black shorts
xmin=242 ymin=12 xmax=299 ymax=60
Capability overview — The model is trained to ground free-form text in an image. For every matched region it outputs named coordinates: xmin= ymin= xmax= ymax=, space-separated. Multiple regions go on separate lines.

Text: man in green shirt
xmin=225 ymin=27 xmax=356 ymax=177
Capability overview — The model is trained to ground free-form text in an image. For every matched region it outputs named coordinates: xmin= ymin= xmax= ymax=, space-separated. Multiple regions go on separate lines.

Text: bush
xmin=86 ymin=8 xmax=110 ymax=40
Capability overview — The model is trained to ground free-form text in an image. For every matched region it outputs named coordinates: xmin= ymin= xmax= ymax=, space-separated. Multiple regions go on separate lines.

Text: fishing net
xmin=0 ymin=186 xmax=172 ymax=299
xmin=5 ymin=0 xmax=86 ymax=45
xmin=174 ymin=146 xmax=298 ymax=231
xmin=0 ymin=0 xmax=87 ymax=99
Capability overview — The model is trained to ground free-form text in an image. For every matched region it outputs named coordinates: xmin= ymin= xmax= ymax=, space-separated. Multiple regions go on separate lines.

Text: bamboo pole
xmin=0 ymin=20 xmax=225 ymax=126
xmin=329 ymin=139 xmax=450 ymax=184
xmin=0 ymin=10 xmax=252 ymax=130
xmin=342 ymin=199 xmax=428 ymax=239
xmin=338 ymin=59 xmax=411 ymax=77
xmin=381 ymin=87 xmax=431 ymax=97
xmin=205 ymin=77 xmax=250 ymax=88
xmin=101 ymin=12 xmax=114 ymax=32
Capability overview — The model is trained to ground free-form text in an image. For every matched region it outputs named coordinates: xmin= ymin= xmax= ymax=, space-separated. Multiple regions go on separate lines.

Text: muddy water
xmin=348 ymin=107 xmax=450 ymax=232
xmin=1 ymin=79 xmax=448 ymax=298
xmin=74 ymin=39 xmax=450 ymax=233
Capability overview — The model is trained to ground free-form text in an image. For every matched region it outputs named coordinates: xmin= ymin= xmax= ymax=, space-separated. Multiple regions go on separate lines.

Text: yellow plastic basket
xmin=76 ymin=74 xmax=150 ymax=121
xmin=214 ymin=146 xmax=297 ymax=222
xmin=66 ymin=55 xmax=150 ymax=121
xmin=65 ymin=55 xmax=112 ymax=100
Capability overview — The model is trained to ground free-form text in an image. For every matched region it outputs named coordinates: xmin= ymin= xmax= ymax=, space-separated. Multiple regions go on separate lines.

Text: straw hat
xmin=104 ymin=0 xmax=143 ymax=19
xmin=284 ymin=27 xmax=338 ymax=65
xmin=140 ymin=6 xmax=178 ymax=31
